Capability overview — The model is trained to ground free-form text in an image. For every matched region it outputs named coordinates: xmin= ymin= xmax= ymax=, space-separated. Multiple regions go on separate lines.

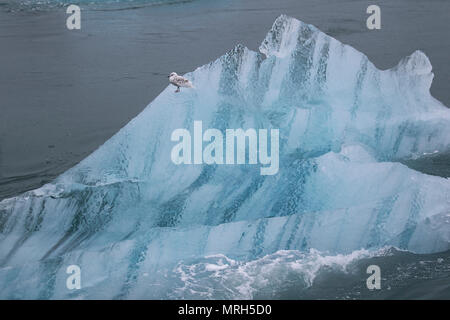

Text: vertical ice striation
xmin=1 ymin=15 xmax=450 ymax=299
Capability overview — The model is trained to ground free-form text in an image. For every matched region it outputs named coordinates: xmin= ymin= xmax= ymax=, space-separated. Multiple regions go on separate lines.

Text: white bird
xmin=168 ymin=72 xmax=194 ymax=93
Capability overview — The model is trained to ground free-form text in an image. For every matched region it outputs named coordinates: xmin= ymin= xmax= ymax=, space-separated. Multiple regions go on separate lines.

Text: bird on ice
xmin=168 ymin=72 xmax=194 ymax=93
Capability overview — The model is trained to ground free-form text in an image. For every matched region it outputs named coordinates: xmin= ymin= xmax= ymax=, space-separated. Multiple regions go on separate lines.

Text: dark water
xmin=0 ymin=0 xmax=449 ymax=299
xmin=402 ymin=152 xmax=450 ymax=179
xmin=288 ymin=249 xmax=450 ymax=300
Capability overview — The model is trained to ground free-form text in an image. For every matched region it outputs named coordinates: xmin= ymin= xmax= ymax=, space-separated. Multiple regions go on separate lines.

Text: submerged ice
xmin=1 ymin=15 xmax=450 ymax=299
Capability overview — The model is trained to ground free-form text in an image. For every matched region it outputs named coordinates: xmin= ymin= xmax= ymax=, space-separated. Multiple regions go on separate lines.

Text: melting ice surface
xmin=1 ymin=15 xmax=450 ymax=299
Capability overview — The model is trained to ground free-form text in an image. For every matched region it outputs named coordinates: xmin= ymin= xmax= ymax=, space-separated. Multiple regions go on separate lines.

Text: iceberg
xmin=1 ymin=15 xmax=450 ymax=299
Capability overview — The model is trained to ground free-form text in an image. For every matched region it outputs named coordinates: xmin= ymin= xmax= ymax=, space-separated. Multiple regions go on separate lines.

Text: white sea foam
xmin=169 ymin=248 xmax=391 ymax=299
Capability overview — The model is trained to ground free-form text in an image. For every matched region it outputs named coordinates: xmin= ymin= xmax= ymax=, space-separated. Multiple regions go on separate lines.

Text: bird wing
xmin=174 ymin=76 xmax=193 ymax=88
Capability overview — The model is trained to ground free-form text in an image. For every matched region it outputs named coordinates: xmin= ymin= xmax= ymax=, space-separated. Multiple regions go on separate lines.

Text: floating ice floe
xmin=1 ymin=15 xmax=450 ymax=299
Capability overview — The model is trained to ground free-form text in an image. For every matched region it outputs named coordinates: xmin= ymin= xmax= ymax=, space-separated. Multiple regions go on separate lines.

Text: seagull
xmin=168 ymin=72 xmax=194 ymax=93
